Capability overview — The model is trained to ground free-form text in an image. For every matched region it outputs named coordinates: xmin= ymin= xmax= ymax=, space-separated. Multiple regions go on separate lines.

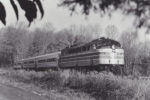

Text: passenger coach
xmin=14 ymin=52 xmax=61 ymax=70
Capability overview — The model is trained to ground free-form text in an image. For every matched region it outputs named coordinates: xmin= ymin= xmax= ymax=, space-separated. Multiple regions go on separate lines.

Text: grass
xmin=1 ymin=68 xmax=150 ymax=100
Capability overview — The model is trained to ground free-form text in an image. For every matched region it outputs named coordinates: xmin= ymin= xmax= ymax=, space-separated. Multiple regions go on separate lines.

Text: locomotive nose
xmin=112 ymin=45 xmax=115 ymax=49
xmin=111 ymin=45 xmax=116 ymax=53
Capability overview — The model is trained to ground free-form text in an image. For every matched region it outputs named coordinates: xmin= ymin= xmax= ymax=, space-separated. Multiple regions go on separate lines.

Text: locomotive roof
xmin=91 ymin=37 xmax=121 ymax=47
xmin=63 ymin=37 xmax=121 ymax=50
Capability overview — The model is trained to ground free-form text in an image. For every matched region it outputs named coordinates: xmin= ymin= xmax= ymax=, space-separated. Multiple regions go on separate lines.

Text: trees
xmin=1 ymin=0 xmax=150 ymax=30
xmin=0 ymin=24 xmax=31 ymax=66
xmin=119 ymin=31 xmax=138 ymax=75
xmin=119 ymin=30 xmax=150 ymax=76
xmin=0 ymin=0 xmax=44 ymax=25
xmin=105 ymin=25 xmax=118 ymax=40
xmin=27 ymin=27 xmax=55 ymax=56
xmin=60 ymin=0 xmax=150 ymax=31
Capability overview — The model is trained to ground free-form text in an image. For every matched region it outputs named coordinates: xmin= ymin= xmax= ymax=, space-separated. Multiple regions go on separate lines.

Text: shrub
xmin=4 ymin=69 xmax=150 ymax=100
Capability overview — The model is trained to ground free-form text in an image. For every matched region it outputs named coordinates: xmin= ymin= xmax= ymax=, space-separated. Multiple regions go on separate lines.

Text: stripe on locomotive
xmin=61 ymin=55 xmax=110 ymax=62
xmin=60 ymin=59 xmax=124 ymax=64
xmin=61 ymin=50 xmax=123 ymax=59
xmin=60 ymin=52 xmax=123 ymax=62
xmin=60 ymin=58 xmax=124 ymax=66
xmin=61 ymin=52 xmax=110 ymax=59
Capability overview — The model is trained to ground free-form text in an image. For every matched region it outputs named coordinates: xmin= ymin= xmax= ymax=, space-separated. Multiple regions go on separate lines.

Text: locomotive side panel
xmin=60 ymin=51 xmax=97 ymax=68
xmin=60 ymin=48 xmax=124 ymax=69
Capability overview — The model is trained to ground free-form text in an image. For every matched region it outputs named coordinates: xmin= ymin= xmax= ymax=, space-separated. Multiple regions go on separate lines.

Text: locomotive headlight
xmin=112 ymin=45 xmax=116 ymax=53
xmin=112 ymin=45 xmax=115 ymax=49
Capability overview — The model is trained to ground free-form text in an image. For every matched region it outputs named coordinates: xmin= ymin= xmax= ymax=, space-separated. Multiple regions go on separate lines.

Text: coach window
xmin=62 ymin=51 xmax=65 ymax=55
xmin=53 ymin=58 xmax=57 ymax=61
xmin=38 ymin=59 xmax=46 ymax=63
xmin=90 ymin=45 xmax=92 ymax=50
xmin=47 ymin=58 xmax=56 ymax=62
xmin=85 ymin=46 xmax=87 ymax=51
xmin=70 ymin=49 xmax=72 ymax=54
xmin=68 ymin=50 xmax=70 ymax=54
xmin=66 ymin=50 xmax=69 ymax=55
xmin=78 ymin=48 xmax=80 ymax=52
xmin=80 ymin=48 xmax=82 ymax=52
xmin=76 ymin=48 xmax=79 ymax=53
xmin=72 ymin=49 xmax=75 ymax=53
xmin=74 ymin=48 xmax=77 ymax=53
xmin=24 ymin=62 xmax=28 ymax=64
xmin=76 ymin=48 xmax=78 ymax=53
xmin=70 ymin=49 xmax=73 ymax=54
xmin=82 ymin=47 xmax=85 ymax=51
xmin=81 ymin=47 xmax=83 ymax=52
xmin=77 ymin=48 xmax=79 ymax=53
xmin=78 ymin=48 xmax=80 ymax=53
xmin=51 ymin=58 xmax=56 ymax=61
xmin=75 ymin=49 xmax=77 ymax=53
xmin=64 ymin=50 xmax=67 ymax=55
xmin=87 ymin=46 xmax=90 ymax=50
xmin=29 ymin=61 xmax=34 ymax=64
xmin=47 ymin=59 xmax=51 ymax=62
xmin=70 ymin=50 xmax=72 ymax=54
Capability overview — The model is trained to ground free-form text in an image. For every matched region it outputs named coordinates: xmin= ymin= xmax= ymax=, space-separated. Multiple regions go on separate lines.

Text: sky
xmin=0 ymin=0 xmax=148 ymax=41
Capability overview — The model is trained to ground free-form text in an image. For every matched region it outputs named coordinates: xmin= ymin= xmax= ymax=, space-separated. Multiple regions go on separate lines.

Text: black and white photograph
xmin=0 ymin=0 xmax=149 ymax=100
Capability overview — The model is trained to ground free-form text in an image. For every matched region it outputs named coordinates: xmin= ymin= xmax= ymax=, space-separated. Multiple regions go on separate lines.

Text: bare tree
xmin=105 ymin=25 xmax=118 ymax=40
xmin=28 ymin=26 xmax=55 ymax=56
xmin=0 ymin=23 xmax=32 ymax=66
xmin=119 ymin=31 xmax=138 ymax=75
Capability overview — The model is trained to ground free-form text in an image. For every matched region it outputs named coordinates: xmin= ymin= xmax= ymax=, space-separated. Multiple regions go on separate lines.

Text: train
xmin=14 ymin=37 xmax=124 ymax=74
